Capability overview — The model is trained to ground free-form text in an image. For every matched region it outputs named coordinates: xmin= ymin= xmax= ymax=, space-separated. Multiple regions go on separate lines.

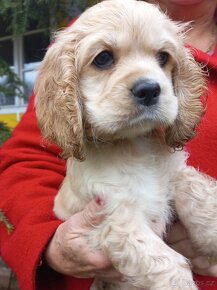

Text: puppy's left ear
xmin=165 ymin=47 xmax=206 ymax=149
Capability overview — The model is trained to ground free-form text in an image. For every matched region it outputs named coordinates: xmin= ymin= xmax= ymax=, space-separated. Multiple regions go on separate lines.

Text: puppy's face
xmin=35 ymin=0 xmax=205 ymax=159
xmin=78 ymin=0 xmax=180 ymax=138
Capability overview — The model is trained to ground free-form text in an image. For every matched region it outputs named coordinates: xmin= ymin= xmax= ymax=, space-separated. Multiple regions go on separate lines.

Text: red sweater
xmin=0 ymin=46 xmax=217 ymax=290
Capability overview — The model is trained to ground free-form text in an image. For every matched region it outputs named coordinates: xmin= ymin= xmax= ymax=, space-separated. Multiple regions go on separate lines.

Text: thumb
xmin=80 ymin=198 xmax=106 ymax=228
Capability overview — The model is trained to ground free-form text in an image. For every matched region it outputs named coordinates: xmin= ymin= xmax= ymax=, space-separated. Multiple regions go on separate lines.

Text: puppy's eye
xmin=93 ymin=50 xmax=114 ymax=69
xmin=157 ymin=51 xmax=170 ymax=67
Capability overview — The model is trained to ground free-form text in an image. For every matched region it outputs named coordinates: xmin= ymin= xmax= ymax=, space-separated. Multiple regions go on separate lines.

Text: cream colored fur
xmin=34 ymin=1 xmax=217 ymax=289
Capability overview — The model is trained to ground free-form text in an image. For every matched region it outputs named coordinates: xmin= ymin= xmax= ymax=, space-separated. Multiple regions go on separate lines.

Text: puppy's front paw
xmin=171 ymin=258 xmax=198 ymax=290
xmin=174 ymin=166 xmax=217 ymax=258
xmin=148 ymin=253 xmax=198 ymax=290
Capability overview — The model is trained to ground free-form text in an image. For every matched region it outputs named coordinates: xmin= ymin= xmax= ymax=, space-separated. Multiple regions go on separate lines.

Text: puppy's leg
xmin=173 ymin=166 xmax=217 ymax=258
xmin=90 ymin=207 xmax=197 ymax=290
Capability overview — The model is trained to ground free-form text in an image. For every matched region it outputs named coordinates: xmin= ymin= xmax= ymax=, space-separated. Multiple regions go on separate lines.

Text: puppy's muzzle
xmin=131 ymin=79 xmax=161 ymax=106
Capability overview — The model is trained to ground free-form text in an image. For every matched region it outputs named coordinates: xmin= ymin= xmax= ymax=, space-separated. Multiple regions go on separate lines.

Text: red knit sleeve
xmin=0 ymin=94 xmax=65 ymax=290
xmin=0 ymin=17 xmax=93 ymax=290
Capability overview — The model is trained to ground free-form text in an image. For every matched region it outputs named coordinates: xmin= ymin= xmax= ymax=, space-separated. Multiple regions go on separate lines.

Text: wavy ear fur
xmin=165 ymin=47 xmax=206 ymax=149
xmin=34 ymin=30 xmax=84 ymax=160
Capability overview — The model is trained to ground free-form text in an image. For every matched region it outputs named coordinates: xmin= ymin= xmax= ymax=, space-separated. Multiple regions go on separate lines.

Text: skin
xmin=148 ymin=0 xmax=217 ymax=53
xmin=45 ymin=0 xmax=217 ymax=281
xmin=45 ymin=199 xmax=121 ymax=279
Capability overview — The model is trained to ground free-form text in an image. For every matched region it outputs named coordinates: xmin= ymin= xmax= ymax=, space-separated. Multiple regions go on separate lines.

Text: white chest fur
xmin=54 ymin=136 xmax=187 ymax=236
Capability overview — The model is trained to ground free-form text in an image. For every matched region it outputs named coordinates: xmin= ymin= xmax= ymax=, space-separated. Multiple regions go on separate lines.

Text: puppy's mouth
xmin=119 ymin=79 xmax=166 ymax=127
xmin=120 ymin=78 xmax=178 ymax=129
xmin=85 ymin=79 xmax=177 ymax=138
xmin=123 ymin=79 xmax=168 ymax=126
xmin=102 ymin=105 xmax=167 ymax=134
xmin=117 ymin=106 xmax=164 ymax=129
xmin=85 ymin=101 xmax=173 ymax=142
xmin=109 ymin=94 xmax=177 ymax=137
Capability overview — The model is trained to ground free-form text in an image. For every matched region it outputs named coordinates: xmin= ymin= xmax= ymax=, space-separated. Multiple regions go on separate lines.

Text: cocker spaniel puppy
xmin=35 ymin=0 xmax=217 ymax=289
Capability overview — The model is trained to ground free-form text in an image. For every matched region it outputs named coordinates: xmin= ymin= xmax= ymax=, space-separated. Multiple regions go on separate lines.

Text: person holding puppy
xmin=0 ymin=1 xmax=217 ymax=290
xmin=147 ymin=0 xmax=217 ymax=281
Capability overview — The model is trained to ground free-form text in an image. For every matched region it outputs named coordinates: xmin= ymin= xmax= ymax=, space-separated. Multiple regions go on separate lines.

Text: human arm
xmin=0 ymin=95 xmax=67 ymax=290
xmin=45 ymin=199 xmax=121 ymax=281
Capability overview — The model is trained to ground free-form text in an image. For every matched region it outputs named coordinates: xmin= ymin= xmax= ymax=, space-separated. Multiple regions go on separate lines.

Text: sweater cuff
xmin=1 ymin=214 xmax=62 ymax=290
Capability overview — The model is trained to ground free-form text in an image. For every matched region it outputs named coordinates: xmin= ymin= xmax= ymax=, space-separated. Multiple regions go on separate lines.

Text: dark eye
xmin=93 ymin=50 xmax=114 ymax=69
xmin=157 ymin=51 xmax=170 ymax=67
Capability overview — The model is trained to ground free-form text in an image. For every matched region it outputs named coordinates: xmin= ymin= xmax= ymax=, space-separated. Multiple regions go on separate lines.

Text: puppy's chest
xmin=69 ymin=138 xmax=184 ymax=215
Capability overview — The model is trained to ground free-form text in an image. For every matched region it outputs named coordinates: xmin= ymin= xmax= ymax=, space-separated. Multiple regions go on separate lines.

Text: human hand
xmin=166 ymin=221 xmax=217 ymax=277
xmin=44 ymin=199 xmax=122 ymax=280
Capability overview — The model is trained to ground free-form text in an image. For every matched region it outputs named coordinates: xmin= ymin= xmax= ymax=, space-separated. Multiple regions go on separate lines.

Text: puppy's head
xmin=35 ymin=0 xmax=205 ymax=160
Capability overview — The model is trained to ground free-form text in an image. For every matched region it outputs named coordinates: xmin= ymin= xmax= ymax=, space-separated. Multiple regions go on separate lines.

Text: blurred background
xmin=0 ymin=0 xmax=99 ymax=146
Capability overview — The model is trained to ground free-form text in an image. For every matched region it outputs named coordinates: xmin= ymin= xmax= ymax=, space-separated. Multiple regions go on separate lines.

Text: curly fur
xmin=34 ymin=1 xmax=217 ymax=290
xmin=165 ymin=48 xmax=206 ymax=149
xmin=35 ymin=0 xmax=205 ymax=160
xmin=35 ymin=31 xmax=84 ymax=159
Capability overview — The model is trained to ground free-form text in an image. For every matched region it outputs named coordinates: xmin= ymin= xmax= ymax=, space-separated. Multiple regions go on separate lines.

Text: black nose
xmin=131 ymin=79 xmax=161 ymax=106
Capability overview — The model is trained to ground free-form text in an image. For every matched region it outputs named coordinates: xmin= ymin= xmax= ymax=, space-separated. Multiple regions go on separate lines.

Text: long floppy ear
xmin=165 ymin=47 xmax=206 ymax=149
xmin=34 ymin=31 xmax=84 ymax=160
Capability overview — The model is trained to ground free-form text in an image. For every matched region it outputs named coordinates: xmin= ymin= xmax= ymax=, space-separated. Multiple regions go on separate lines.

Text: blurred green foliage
xmin=0 ymin=0 xmax=92 ymax=36
xmin=0 ymin=59 xmax=25 ymax=100
xmin=0 ymin=122 xmax=11 ymax=147
xmin=0 ymin=0 xmax=102 ymax=145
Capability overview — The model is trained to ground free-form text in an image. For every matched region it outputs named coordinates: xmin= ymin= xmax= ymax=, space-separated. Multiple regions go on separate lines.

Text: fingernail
xmin=95 ymin=196 xmax=104 ymax=206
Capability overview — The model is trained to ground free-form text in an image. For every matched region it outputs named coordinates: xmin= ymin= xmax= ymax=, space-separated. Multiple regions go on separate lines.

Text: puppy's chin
xmin=84 ymin=82 xmax=179 ymax=141
xmin=112 ymin=122 xmax=157 ymax=140
xmin=86 ymin=105 xmax=178 ymax=142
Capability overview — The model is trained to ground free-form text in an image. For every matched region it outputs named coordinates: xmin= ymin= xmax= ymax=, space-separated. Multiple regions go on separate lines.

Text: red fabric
xmin=0 ymin=27 xmax=217 ymax=290
xmin=187 ymin=46 xmax=217 ymax=290
xmin=0 ymin=96 xmax=92 ymax=290
xmin=187 ymin=45 xmax=217 ymax=179
xmin=184 ymin=45 xmax=217 ymax=290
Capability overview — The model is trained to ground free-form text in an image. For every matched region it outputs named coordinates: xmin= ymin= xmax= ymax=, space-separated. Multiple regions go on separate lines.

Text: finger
xmin=166 ymin=221 xmax=188 ymax=244
xmin=62 ymin=227 xmax=112 ymax=269
xmin=169 ymin=239 xmax=198 ymax=259
xmin=192 ymin=264 xmax=217 ymax=277
xmin=192 ymin=256 xmax=211 ymax=270
xmin=68 ymin=199 xmax=106 ymax=229
xmin=81 ymin=199 xmax=106 ymax=228
xmin=72 ymin=271 xmax=96 ymax=278
xmin=95 ymin=267 xmax=123 ymax=281
xmin=87 ymin=249 xmax=112 ymax=270
xmin=192 ymin=256 xmax=217 ymax=277
xmin=70 ymin=264 xmax=118 ymax=279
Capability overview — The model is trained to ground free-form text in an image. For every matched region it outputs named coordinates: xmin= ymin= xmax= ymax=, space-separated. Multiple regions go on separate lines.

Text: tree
xmin=0 ymin=121 xmax=11 ymax=146
xmin=0 ymin=0 xmax=93 ymax=36
xmin=0 ymin=0 xmax=102 ymax=146
xmin=0 ymin=59 xmax=25 ymax=101
xmin=0 ymin=0 xmax=94 ymax=140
